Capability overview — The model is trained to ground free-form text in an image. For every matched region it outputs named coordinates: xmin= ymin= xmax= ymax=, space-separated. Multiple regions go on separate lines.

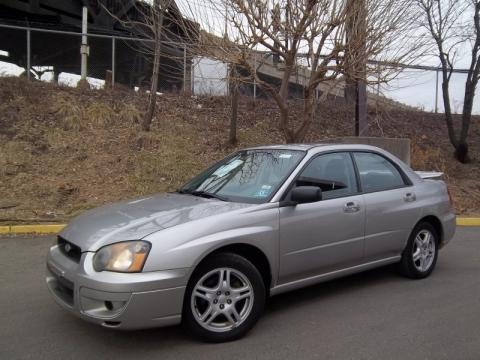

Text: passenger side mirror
xmin=290 ymin=186 xmax=322 ymax=204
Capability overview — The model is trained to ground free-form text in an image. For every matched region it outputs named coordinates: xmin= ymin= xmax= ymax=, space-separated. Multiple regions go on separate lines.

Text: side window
xmin=296 ymin=152 xmax=358 ymax=200
xmin=353 ymin=152 xmax=406 ymax=192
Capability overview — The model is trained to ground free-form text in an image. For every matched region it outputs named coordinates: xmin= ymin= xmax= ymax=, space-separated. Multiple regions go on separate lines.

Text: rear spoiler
xmin=415 ymin=171 xmax=444 ymax=180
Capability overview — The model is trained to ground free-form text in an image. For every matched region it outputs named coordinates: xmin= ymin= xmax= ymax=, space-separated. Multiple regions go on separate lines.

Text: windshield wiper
xmin=176 ymin=189 xmax=229 ymax=202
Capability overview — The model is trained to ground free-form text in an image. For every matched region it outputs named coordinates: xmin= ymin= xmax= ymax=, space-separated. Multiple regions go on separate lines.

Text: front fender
xmin=141 ymin=205 xmax=280 ymax=285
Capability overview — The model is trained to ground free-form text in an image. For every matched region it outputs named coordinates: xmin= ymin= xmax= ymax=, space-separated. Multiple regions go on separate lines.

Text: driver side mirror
xmin=290 ymin=186 xmax=322 ymax=205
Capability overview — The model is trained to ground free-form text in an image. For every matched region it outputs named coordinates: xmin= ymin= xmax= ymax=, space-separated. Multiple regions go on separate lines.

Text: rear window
xmin=353 ymin=152 xmax=406 ymax=192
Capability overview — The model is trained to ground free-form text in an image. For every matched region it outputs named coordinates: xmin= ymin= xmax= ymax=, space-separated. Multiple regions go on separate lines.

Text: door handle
xmin=404 ymin=192 xmax=416 ymax=202
xmin=344 ymin=201 xmax=360 ymax=213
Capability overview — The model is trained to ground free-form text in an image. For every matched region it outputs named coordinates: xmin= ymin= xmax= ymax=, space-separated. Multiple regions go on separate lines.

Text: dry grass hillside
xmin=0 ymin=76 xmax=479 ymax=224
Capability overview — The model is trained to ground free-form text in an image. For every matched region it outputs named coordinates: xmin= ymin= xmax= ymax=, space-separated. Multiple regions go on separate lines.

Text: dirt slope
xmin=0 ymin=77 xmax=478 ymax=223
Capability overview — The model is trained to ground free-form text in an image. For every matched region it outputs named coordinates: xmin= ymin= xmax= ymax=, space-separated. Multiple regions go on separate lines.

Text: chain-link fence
xmin=0 ymin=23 xmax=478 ymax=114
xmin=0 ymin=24 xmax=192 ymax=93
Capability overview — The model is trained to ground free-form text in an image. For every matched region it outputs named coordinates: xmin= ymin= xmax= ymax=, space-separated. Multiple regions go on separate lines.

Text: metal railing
xmin=0 ymin=22 xmax=477 ymax=113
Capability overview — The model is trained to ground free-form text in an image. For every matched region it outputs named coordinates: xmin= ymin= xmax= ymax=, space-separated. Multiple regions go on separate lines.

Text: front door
xmin=278 ymin=152 xmax=365 ymax=284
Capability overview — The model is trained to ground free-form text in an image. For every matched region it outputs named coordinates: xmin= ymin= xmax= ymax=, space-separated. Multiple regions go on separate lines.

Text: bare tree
xmin=181 ymin=0 xmax=421 ymax=143
xmin=142 ymin=0 xmax=167 ymax=131
xmin=418 ymin=0 xmax=480 ymax=163
xmin=101 ymin=0 xmax=193 ymax=131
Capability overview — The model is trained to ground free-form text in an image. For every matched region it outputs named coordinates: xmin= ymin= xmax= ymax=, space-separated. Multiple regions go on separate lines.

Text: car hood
xmin=59 ymin=193 xmax=256 ymax=251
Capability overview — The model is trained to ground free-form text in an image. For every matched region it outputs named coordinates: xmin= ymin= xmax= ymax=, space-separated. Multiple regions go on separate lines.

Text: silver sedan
xmin=46 ymin=144 xmax=456 ymax=342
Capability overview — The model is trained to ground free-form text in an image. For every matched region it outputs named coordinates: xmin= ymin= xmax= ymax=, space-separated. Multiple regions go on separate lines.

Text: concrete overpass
xmin=0 ymin=0 xmax=198 ymax=90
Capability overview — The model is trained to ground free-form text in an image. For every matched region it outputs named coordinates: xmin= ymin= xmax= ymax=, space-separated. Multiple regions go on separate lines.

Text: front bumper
xmin=46 ymin=245 xmax=189 ymax=330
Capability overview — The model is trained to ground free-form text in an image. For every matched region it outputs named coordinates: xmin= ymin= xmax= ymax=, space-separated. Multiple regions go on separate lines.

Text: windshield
xmin=180 ymin=149 xmax=305 ymax=203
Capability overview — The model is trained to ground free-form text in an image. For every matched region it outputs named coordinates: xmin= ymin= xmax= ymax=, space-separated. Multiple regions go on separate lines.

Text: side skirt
xmin=270 ymin=256 xmax=401 ymax=296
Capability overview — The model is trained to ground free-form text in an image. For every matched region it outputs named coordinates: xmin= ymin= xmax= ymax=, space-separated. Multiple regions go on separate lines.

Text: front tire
xmin=182 ymin=252 xmax=266 ymax=342
xmin=398 ymin=222 xmax=439 ymax=279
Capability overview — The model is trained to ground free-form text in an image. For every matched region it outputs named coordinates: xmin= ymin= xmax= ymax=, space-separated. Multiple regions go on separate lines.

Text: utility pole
xmin=224 ymin=1 xmax=228 ymax=40
xmin=80 ymin=6 xmax=89 ymax=81
xmin=345 ymin=0 xmax=368 ymax=136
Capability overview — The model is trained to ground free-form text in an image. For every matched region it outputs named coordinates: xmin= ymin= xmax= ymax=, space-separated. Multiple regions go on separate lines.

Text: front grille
xmin=57 ymin=236 xmax=82 ymax=263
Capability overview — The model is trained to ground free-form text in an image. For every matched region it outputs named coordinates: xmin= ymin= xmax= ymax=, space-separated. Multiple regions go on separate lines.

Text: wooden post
xmin=345 ymin=0 xmax=368 ymax=136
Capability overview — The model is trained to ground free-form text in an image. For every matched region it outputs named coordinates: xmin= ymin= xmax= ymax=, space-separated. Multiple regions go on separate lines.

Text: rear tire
xmin=398 ymin=222 xmax=439 ymax=279
xmin=182 ymin=252 xmax=266 ymax=342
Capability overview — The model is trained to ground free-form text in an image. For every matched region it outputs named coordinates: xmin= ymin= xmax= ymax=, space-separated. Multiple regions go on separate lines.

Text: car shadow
xmin=265 ymin=264 xmax=400 ymax=314
xmin=74 ymin=264 xmax=401 ymax=347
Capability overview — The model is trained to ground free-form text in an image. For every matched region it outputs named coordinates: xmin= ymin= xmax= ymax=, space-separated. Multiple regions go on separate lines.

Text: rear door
xmin=278 ymin=152 xmax=365 ymax=284
xmin=352 ymin=152 xmax=421 ymax=261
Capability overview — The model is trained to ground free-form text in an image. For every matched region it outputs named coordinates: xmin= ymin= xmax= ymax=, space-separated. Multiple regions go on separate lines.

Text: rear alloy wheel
xmin=183 ymin=253 xmax=266 ymax=342
xmin=398 ymin=222 xmax=439 ymax=279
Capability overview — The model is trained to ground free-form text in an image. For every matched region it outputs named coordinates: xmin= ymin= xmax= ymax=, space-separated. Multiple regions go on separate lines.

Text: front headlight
xmin=93 ymin=241 xmax=151 ymax=273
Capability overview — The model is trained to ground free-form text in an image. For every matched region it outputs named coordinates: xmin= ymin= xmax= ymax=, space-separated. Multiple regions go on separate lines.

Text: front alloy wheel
xmin=183 ymin=253 xmax=266 ymax=342
xmin=191 ymin=268 xmax=254 ymax=332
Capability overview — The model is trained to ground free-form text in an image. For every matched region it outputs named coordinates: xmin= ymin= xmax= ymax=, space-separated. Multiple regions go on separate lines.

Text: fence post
xmin=191 ymin=58 xmax=195 ymax=95
xmin=183 ymin=45 xmax=187 ymax=93
xmin=26 ymin=28 xmax=31 ymax=80
xmin=111 ymin=36 xmax=115 ymax=88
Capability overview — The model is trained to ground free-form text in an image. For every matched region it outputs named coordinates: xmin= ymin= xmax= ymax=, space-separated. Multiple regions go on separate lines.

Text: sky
xmin=379 ymin=69 xmax=479 ymax=114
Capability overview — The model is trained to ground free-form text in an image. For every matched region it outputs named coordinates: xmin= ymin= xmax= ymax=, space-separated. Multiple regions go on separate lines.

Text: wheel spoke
xmin=196 ymin=285 xmax=216 ymax=296
xmin=224 ymin=310 xmax=235 ymax=325
xmin=205 ymin=310 xmax=220 ymax=325
xmin=193 ymin=289 xmax=211 ymax=301
xmin=233 ymin=289 xmax=252 ymax=303
xmin=423 ymin=232 xmax=431 ymax=246
xmin=421 ymin=254 xmax=428 ymax=271
xmin=199 ymin=305 xmax=214 ymax=322
xmin=225 ymin=307 xmax=241 ymax=326
xmin=415 ymin=236 xmax=423 ymax=249
xmin=413 ymin=248 xmax=422 ymax=261
xmin=224 ymin=269 xmax=232 ymax=290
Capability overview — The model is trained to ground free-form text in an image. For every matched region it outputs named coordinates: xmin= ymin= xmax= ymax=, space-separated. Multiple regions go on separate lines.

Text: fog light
xmin=105 ymin=301 xmax=113 ymax=311
xmin=103 ymin=300 xmax=127 ymax=312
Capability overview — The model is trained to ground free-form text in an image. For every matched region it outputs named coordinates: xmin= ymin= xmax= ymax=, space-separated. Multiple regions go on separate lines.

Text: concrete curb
xmin=0 ymin=218 xmax=480 ymax=235
xmin=456 ymin=218 xmax=480 ymax=227
xmin=0 ymin=224 xmax=65 ymax=235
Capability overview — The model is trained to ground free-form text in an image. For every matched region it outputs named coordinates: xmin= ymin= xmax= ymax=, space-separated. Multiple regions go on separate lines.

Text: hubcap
xmin=191 ymin=267 xmax=254 ymax=332
xmin=412 ymin=229 xmax=436 ymax=272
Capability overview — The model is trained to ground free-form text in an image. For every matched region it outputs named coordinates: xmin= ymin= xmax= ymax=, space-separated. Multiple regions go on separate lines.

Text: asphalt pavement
xmin=1 ymin=227 xmax=479 ymax=360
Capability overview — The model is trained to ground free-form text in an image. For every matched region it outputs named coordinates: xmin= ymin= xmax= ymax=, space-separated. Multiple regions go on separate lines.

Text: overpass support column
xmin=80 ymin=6 xmax=89 ymax=81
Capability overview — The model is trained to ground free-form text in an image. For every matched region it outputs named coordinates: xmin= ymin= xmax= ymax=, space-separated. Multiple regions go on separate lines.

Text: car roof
xmin=244 ymin=143 xmax=333 ymax=151
xmin=244 ymin=143 xmax=381 ymax=152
